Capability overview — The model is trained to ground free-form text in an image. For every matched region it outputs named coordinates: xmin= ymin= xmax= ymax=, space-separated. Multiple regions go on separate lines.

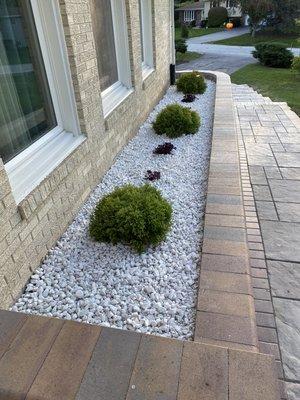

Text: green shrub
xmin=175 ymin=20 xmax=181 ymax=29
xmin=176 ymin=71 xmax=207 ymax=95
xmin=153 ymin=104 xmax=200 ymax=138
xmin=181 ymin=24 xmax=189 ymax=38
xmin=292 ymin=56 xmax=300 ymax=73
xmin=89 ymin=185 xmax=172 ymax=253
xmin=208 ymin=6 xmax=228 ymax=27
xmin=190 ymin=19 xmax=196 ymax=28
xmin=175 ymin=38 xmax=187 ymax=54
xmin=253 ymin=43 xmax=293 ymax=68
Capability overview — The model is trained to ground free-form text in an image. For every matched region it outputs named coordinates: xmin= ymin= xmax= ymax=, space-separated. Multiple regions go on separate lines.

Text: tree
xmin=270 ymin=0 xmax=299 ymax=33
xmin=240 ymin=0 xmax=272 ymax=37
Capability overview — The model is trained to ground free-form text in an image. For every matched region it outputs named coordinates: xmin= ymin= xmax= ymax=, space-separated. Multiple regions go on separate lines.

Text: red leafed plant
xmin=153 ymin=142 xmax=176 ymax=155
xmin=145 ymin=170 xmax=161 ymax=181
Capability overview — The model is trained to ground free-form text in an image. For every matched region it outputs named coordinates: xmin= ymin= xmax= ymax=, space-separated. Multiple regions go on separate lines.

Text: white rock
xmin=13 ymin=81 xmax=215 ymax=340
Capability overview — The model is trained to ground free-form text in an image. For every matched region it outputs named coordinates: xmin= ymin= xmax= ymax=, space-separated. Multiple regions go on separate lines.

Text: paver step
xmin=0 ymin=309 xmax=280 ymax=400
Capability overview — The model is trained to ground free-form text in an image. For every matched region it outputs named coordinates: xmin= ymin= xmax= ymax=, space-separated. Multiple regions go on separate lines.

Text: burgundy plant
xmin=145 ymin=170 xmax=161 ymax=181
xmin=182 ymin=94 xmax=196 ymax=103
xmin=153 ymin=142 xmax=176 ymax=155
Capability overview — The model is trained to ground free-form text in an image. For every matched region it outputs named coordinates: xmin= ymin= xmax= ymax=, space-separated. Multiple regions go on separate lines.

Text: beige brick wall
xmin=0 ymin=0 xmax=172 ymax=308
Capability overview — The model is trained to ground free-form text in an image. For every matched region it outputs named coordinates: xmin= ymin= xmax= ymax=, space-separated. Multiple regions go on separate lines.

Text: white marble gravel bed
xmin=13 ymin=81 xmax=215 ymax=340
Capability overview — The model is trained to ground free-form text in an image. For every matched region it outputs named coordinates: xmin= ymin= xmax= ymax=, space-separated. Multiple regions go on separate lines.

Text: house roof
xmin=177 ymin=1 xmax=204 ymax=11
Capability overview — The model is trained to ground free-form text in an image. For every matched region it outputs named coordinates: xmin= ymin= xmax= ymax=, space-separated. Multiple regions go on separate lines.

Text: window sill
xmin=142 ymin=65 xmax=154 ymax=81
xmin=6 ymin=131 xmax=86 ymax=204
xmin=102 ymin=82 xmax=133 ymax=118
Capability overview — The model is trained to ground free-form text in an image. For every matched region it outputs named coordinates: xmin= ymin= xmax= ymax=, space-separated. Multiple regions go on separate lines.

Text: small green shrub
xmin=181 ymin=24 xmax=189 ymax=38
xmin=175 ymin=38 xmax=187 ymax=54
xmin=292 ymin=56 xmax=300 ymax=73
xmin=89 ymin=185 xmax=172 ymax=253
xmin=153 ymin=104 xmax=200 ymax=138
xmin=175 ymin=20 xmax=181 ymax=29
xmin=176 ymin=71 xmax=207 ymax=95
xmin=208 ymin=6 xmax=228 ymax=27
xmin=253 ymin=43 xmax=293 ymax=68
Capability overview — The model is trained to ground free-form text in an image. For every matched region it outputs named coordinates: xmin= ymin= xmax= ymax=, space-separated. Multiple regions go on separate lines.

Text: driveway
xmin=179 ymin=36 xmax=299 ymax=75
xmin=188 ymin=27 xmax=249 ymax=44
xmin=177 ymin=28 xmax=254 ymax=74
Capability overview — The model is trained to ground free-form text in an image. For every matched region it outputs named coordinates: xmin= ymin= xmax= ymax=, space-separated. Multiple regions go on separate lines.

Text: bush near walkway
xmin=253 ymin=42 xmax=294 ymax=68
xmin=89 ymin=185 xmax=172 ymax=253
xmin=176 ymin=72 xmax=207 ymax=95
xmin=153 ymin=104 xmax=200 ymax=138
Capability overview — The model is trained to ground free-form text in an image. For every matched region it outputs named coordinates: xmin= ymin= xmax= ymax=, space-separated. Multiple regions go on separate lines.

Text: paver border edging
xmin=177 ymin=70 xmax=258 ymax=351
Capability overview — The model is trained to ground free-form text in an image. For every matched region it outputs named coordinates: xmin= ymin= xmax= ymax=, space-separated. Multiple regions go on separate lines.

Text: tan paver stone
xmin=197 ymin=290 xmax=254 ymax=317
xmin=201 ymin=253 xmax=248 ymax=274
xmin=27 ymin=321 xmax=101 ymax=400
xmin=200 ymin=270 xmax=251 ymax=294
xmin=195 ymin=312 xmax=257 ymax=346
xmin=126 ymin=335 xmax=182 ymax=400
xmin=0 ymin=315 xmax=63 ymax=398
xmin=205 ymin=214 xmax=244 ymax=228
xmin=202 ymin=238 xmax=247 ymax=257
xmin=177 ymin=342 xmax=228 ymax=400
xmin=229 ymin=349 xmax=279 ymax=400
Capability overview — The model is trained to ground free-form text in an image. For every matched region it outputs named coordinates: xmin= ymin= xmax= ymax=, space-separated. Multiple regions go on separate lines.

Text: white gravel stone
xmin=13 ymin=81 xmax=215 ymax=340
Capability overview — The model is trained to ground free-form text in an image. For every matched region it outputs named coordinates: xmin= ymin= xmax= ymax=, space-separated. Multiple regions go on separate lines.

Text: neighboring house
xmin=0 ymin=0 xmax=172 ymax=307
xmin=177 ymin=1 xmax=205 ymax=26
xmin=176 ymin=1 xmax=248 ymax=26
xmin=203 ymin=0 xmax=248 ymax=25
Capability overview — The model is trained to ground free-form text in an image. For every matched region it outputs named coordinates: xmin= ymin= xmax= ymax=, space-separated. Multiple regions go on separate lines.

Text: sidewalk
xmin=188 ymin=27 xmax=249 ymax=44
xmin=233 ymin=84 xmax=300 ymax=400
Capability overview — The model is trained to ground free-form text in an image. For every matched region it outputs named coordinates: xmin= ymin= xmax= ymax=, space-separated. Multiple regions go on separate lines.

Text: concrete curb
xmin=177 ymin=70 xmax=258 ymax=351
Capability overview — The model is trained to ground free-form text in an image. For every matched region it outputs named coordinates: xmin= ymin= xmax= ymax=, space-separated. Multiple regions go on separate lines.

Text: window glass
xmin=90 ymin=0 xmax=119 ymax=91
xmin=0 ymin=0 xmax=56 ymax=163
xmin=139 ymin=0 xmax=153 ymax=70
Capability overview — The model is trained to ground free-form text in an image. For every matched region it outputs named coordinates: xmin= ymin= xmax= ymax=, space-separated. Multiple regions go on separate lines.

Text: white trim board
xmin=5 ymin=0 xmax=83 ymax=203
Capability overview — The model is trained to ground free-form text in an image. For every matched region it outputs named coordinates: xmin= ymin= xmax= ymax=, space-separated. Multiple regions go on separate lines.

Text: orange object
xmin=226 ymin=22 xmax=234 ymax=30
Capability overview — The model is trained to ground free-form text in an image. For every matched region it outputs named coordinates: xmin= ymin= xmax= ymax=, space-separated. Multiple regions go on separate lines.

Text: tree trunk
xmin=251 ymin=24 xmax=257 ymax=37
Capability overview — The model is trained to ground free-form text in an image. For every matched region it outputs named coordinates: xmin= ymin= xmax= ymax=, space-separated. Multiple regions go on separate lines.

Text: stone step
xmin=0 ymin=309 xmax=280 ymax=399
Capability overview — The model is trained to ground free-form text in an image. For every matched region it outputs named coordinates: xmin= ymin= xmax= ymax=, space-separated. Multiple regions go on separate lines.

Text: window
xmin=1 ymin=0 xmax=82 ymax=203
xmin=226 ymin=0 xmax=234 ymax=7
xmin=139 ymin=0 xmax=154 ymax=79
xmin=90 ymin=0 xmax=132 ymax=117
xmin=184 ymin=10 xmax=195 ymax=22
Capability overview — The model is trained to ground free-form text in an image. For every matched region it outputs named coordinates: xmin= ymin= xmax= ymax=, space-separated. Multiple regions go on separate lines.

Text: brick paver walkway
xmin=233 ymin=84 xmax=300 ymax=400
xmin=0 ymin=309 xmax=280 ymax=399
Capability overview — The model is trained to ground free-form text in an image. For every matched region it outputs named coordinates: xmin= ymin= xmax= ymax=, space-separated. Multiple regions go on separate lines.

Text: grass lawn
xmin=175 ymin=27 xmax=224 ymax=40
xmin=231 ymin=63 xmax=300 ymax=116
xmin=211 ymin=31 xmax=300 ymax=48
xmin=176 ymin=51 xmax=201 ymax=64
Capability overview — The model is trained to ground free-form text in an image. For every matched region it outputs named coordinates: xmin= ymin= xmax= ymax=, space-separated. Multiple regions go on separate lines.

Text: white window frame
xmin=101 ymin=0 xmax=133 ymax=118
xmin=139 ymin=0 xmax=154 ymax=80
xmin=184 ymin=10 xmax=195 ymax=22
xmin=4 ymin=0 xmax=83 ymax=204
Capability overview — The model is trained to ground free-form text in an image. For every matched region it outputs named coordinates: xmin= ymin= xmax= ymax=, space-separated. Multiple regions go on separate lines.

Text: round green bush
xmin=253 ymin=43 xmax=293 ymax=68
xmin=176 ymin=71 xmax=207 ymax=95
xmin=175 ymin=38 xmax=187 ymax=54
xmin=153 ymin=104 xmax=200 ymax=138
xmin=89 ymin=185 xmax=172 ymax=253
xmin=181 ymin=24 xmax=189 ymax=38
xmin=208 ymin=6 xmax=228 ymax=27
xmin=292 ymin=56 xmax=300 ymax=73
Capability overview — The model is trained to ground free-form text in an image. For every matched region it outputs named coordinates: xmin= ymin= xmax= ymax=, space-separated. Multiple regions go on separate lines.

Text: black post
xmin=170 ymin=64 xmax=176 ymax=85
